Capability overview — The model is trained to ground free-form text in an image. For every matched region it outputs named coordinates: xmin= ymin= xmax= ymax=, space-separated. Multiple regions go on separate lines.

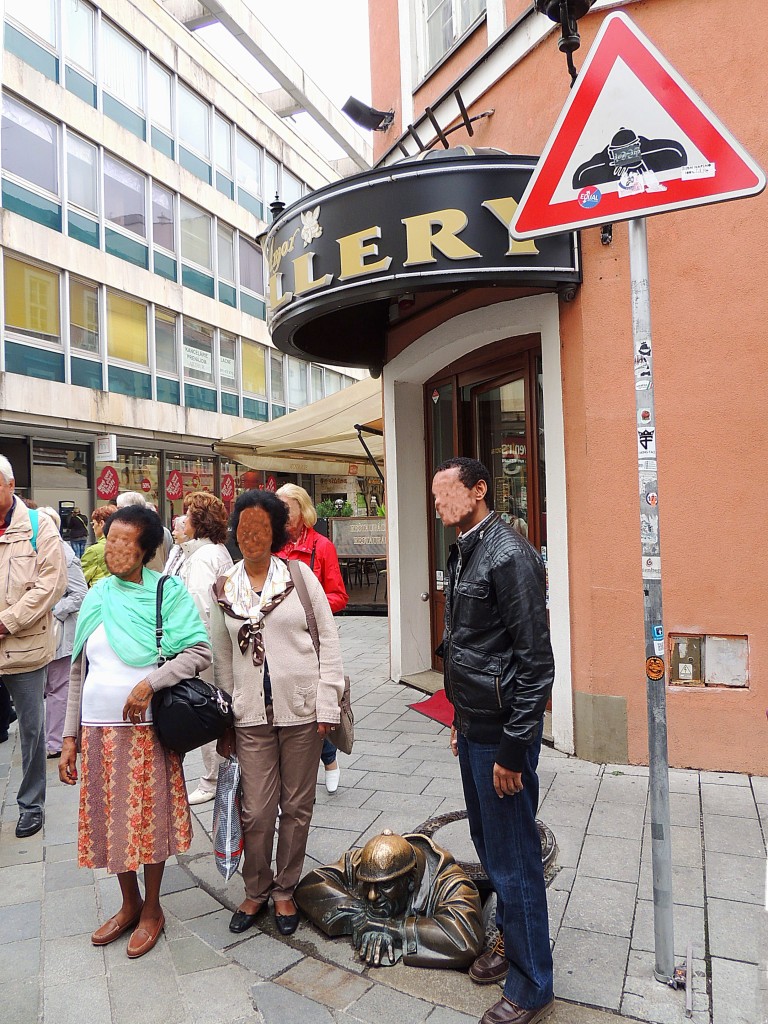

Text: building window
xmin=220 ymin=330 xmax=237 ymax=391
xmin=183 ymin=318 xmax=215 ymax=385
xmin=421 ymin=0 xmax=486 ymax=73
xmin=264 ymin=153 xmax=279 ymax=208
xmin=236 ymin=132 xmax=261 ymax=211
xmin=149 ymin=60 xmax=173 ymax=134
xmin=217 ymin=223 xmax=235 ymax=284
xmin=104 ymin=156 xmax=146 ymax=238
xmin=1 ymin=96 xmax=58 ymax=196
xmin=70 ymin=278 xmax=99 ymax=353
xmin=106 ymin=290 xmax=148 ymax=365
xmin=152 ymin=183 xmax=175 ymax=252
xmin=281 ymin=170 xmax=302 ymax=207
xmin=311 ymin=364 xmax=324 ymax=403
xmin=64 ymin=0 xmax=95 ymax=76
xmin=238 ymin=236 xmax=264 ymax=294
xmin=242 ymin=339 xmax=266 ymax=396
xmin=325 ymin=369 xmax=343 ymax=395
xmin=180 ymin=200 xmax=212 ymax=270
xmin=102 ymin=22 xmax=144 ymax=113
xmin=155 ymin=309 xmax=177 ymax=376
xmin=270 ymin=351 xmax=285 ymax=405
xmin=288 ymin=357 xmax=308 ymax=408
xmin=4 ymin=256 xmax=60 ymax=345
xmin=215 ymin=114 xmax=233 ymax=176
xmin=6 ymin=0 xmax=56 ymax=46
xmin=179 ymin=83 xmax=210 ymax=160
xmin=66 ymin=133 xmax=98 ymax=214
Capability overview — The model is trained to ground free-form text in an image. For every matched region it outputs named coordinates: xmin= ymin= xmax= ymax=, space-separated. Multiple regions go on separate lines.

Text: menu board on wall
xmin=329 ymin=518 xmax=386 ymax=558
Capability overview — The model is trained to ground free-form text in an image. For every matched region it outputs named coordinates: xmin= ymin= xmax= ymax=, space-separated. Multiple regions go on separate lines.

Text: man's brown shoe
xmin=91 ymin=905 xmax=143 ymax=946
xmin=469 ymin=934 xmax=509 ymax=984
xmin=480 ymin=996 xmax=555 ymax=1024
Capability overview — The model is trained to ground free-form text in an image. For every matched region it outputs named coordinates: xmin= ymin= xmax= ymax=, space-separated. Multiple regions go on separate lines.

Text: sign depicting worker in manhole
xmin=511 ymin=12 xmax=765 ymax=238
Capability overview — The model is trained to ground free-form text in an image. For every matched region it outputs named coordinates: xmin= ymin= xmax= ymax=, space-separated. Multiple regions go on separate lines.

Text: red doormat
xmin=408 ymin=689 xmax=454 ymax=728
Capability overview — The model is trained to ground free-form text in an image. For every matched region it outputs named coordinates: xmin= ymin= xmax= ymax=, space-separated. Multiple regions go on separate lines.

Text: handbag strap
xmin=155 ymin=574 xmax=169 ymax=666
xmin=287 ymin=561 xmax=320 ymax=662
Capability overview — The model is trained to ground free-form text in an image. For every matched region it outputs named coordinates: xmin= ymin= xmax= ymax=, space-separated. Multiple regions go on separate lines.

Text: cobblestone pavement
xmin=1 ymin=616 xmax=766 ymax=1023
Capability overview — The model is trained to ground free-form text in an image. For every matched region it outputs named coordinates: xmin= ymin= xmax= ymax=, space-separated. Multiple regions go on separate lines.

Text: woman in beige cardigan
xmin=210 ymin=489 xmax=344 ymax=937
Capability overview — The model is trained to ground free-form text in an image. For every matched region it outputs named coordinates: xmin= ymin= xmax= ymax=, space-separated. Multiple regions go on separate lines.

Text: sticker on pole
xmin=510 ymin=12 xmax=765 ymax=239
xmin=645 ymin=657 xmax=665 ymax=681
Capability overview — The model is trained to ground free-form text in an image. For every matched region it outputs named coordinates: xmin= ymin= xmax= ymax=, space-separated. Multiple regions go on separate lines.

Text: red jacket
xmin=277 ymin=527 xmax=348 ymax=614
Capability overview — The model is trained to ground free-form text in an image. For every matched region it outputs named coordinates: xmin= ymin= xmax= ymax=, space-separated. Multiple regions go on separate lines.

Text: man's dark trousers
xmin=458 ymin=723 xmax=553 ymax=1010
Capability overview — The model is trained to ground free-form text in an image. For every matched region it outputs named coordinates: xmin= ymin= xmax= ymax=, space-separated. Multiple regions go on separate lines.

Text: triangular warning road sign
xmin=511 ymin=12 xmax=765 ymax=239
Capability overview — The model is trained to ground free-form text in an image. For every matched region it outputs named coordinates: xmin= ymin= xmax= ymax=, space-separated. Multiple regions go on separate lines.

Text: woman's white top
xmin=81 ymin=623 xmax=155 ymax=726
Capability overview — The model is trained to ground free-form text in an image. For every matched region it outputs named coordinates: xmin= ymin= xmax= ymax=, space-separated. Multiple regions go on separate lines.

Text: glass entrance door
xmin=426 ymin=343 xmax=546 ymax=670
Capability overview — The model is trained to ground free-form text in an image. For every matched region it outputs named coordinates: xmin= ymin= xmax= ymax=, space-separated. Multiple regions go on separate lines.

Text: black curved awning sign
xmin=264 ymin=155 xmax=580 ymax=368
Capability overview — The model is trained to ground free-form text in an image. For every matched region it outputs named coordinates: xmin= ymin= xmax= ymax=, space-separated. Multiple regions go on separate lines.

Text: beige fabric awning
xmin=215 ymin=376 xmax=383 ymax=476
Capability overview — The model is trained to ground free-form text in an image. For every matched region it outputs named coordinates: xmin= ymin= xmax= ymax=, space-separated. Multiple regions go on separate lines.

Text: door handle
xmin=420 ymin=592 xmax=429 ymax=601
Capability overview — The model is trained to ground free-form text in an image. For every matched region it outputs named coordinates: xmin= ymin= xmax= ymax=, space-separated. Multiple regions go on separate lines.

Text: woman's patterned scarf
xmin=213 ymin=557 xmax=293 ymax=665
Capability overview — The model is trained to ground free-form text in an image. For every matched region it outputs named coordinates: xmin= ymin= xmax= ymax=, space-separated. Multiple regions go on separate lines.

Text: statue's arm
xmin=401 ymin=870 xmax=485 ymax=969
xmin=294 ymin=862 xmax=365 ymax=937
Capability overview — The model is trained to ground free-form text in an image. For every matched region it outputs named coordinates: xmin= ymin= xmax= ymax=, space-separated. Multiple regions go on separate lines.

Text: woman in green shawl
xmin=59 ymin=505 xmax=211 ymax=960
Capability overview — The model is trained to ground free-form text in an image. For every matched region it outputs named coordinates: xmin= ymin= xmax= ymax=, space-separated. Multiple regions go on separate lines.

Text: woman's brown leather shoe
xmin=91 ymin=906 xmax=143 ymax=947
xmin=126 ymin=913 xmax=165 ymax=958
xmin=469 ymin=934 xmax=509 ymax=984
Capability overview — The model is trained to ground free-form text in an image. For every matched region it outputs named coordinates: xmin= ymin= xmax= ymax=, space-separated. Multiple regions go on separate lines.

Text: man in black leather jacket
xmin=432 ymin=457 xmax=554 ymax=1024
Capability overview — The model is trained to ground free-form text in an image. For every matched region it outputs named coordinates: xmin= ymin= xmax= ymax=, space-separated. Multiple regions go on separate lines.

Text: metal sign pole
xmin=629 ymin=216 xmax=675 ymax=985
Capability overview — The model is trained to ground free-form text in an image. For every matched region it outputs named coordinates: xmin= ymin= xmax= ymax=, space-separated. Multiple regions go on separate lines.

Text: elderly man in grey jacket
xmin=0 ymin=456 xmax=65 ymax=838
xmin=38 ymin=508 xmax=87 ymax=759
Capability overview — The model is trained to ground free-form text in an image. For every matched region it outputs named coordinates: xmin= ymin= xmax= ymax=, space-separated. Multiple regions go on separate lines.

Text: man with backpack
xmin=0 ymin=455 xmax=65 ymax=837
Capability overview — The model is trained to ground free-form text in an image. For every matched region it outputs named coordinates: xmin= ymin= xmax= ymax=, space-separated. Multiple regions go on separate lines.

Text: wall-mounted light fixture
xmin=533 ymin=0 xmax=597 ymax=85
xmin=342 ymin=96 xmax=394 ymax=132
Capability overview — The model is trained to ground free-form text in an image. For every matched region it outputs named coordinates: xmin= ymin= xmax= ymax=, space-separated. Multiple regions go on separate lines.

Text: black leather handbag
xmin=151 ymin=576 xmax=233 ymax=756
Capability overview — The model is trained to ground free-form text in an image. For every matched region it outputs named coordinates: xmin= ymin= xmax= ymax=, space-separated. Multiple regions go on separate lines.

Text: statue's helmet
xmin=357 ymin=830 xmax=417 ymax=883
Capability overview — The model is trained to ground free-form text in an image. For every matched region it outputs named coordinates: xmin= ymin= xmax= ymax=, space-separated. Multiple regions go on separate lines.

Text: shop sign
xmin=265 ymin=475 xmax=277 ymax=492
xmin=95 ymin=433 xmax=117 ymax=462
xmin=348 ymin=464 xmax=358 ymax=476
xmin=165 ymin=470 xmax=184 ymax=501
xmin=264 ymin=154 xmax=580 ymax=366
xmin=221 ymin=474 xmax=235 ymax=502
xmin=140 ymin=477 xmax=152 ymax=493
xmin=183 ymin=345 xmax=212 ymax=376
xmin=96 ymin=466 xmax=119 ymax=500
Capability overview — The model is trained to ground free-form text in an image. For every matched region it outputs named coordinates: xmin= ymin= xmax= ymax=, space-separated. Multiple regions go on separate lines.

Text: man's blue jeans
xmin=458 ymin=725 xmax=553 ymax=1010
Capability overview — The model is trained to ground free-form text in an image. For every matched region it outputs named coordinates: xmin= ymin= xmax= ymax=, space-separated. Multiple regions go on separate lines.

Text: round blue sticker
xmin=578 ymin=186 xmax=602 ymax=209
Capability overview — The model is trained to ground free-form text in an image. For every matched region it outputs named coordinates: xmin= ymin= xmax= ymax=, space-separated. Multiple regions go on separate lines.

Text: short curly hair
xmin=91 ymin=504 xmax=118 ymax=527
xmin=184 ymin=491 xmax=228 ymax=545
xmin=231 ymin=489 xmax=289 ymax=553
xmin=104 ymin=506 xmax=164 ymax=566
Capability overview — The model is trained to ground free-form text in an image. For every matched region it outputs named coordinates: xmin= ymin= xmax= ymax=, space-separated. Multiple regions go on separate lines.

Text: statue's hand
xmin=325 ymin=900 xmax=366 ymax=930
xmin=355 ymin=919 xmax=402 ymax=966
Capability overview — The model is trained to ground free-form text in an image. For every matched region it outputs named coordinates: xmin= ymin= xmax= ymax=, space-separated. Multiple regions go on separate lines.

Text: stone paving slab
xmin=702 ymin=812 xmax=765 ymax=857
xmin=707 ymin=896 xmax=768 ymax=962
xmin=630 ymin=901 xmax=706 ymax=958
xmin=562 ymin=876 xmax=637 ymax=938
xmin=578 ymin=834 xmax=641 ymax=884
xmin=553 ymin=927 xmax=630 ymax=1010
xmin=276 ymin=957 xmax=373 ymax=1009
xmin=710 ymin=957 xmax=767 ymax=1024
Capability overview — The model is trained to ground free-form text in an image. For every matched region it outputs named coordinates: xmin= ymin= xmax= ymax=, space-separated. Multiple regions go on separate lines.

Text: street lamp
xmin=534 ymin=0 xmax=597 ymax=84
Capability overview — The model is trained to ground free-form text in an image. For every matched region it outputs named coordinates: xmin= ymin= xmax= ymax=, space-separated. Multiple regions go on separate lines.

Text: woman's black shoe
xmin=275 ymin=912 xmax=300 ymax=936
xmin=229 ymin=907 xmax=264 ymax=933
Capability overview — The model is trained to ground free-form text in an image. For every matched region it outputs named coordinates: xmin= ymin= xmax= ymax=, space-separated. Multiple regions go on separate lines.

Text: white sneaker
xmin=188 ymin=787 xmax=215 ymax=805
xmin=324 ymin=767 xmax=341 ymax=794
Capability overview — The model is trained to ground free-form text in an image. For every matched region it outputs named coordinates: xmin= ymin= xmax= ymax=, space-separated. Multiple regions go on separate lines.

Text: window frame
xmin=179 ymin=198 xmax=213 ymax=274
xmin=103 ymin=152 xmax=148 ymax=240
xmin=100 ymin=19 xmax=146 ymax=117
xmin=1 ymin=94 xmax=60 ymax=202
xmin=415 ymin=0 xmax=487 ymax=82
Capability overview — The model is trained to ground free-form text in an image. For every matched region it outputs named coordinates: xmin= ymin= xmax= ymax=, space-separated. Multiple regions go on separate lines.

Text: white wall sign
xmin=183 ymin=345 xmax=212 ymax=375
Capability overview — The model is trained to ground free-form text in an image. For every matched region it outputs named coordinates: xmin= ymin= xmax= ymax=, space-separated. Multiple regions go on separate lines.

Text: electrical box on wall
xmin=670 ymin=635 xmax=749 ymax=688
xmin=671 ymin=636 xmax=702 ymax=684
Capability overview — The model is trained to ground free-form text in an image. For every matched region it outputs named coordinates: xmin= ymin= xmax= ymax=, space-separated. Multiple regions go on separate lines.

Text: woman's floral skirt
xmin=78 ymin=725 xmax=192 ymax=873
